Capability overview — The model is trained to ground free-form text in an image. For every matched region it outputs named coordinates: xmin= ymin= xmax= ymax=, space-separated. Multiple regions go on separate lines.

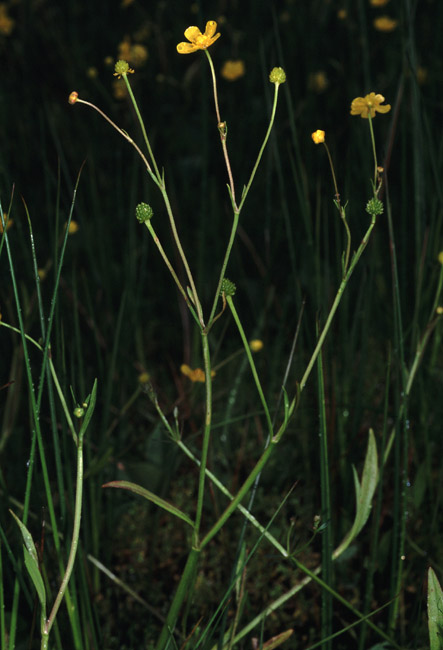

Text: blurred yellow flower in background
xmin=369 ymin=0 xmax=390 ymax=6
xmin=0 ymin=213 xmax=13 ymax=233
xmin=117 ymin=37 xmax=148 ymax=67
xmin=66 ymin=220 xmax=79 ymax=235
xmin=350 ymin=93 xmax=391 ymax=118
xmin=438 ymin=251 xmax=443 ymax=265
xmin=373 ymin=16 xmax=398 ymax=32
xmin=221 ymin=60 xmax=245 ymax=81
xmin=177 ymin=20 xmax=220 ymax=54
xmin=181 ymin=364 xmax=216 ymax=383
xmin=113 ymin=79 xmax=128 ymax=99
xmin=249 ymin=340 xmax=264 ymax=352
xmin=0 ymin=3 xmax=14 ymax=36
xmin=309 ymin=71 xmax=329 ymax=93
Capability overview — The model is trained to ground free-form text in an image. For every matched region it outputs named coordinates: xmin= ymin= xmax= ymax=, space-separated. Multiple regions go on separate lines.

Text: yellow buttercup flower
xmin=438 ymin=251 xmax=443 ymax=265
xmin=249 ymin=340 xmax=264 ymax=352
xmin=221 ymin=60 xmax=245 ymax=81
xmin=350 ymin=92 xmax=391 ymax=118
xmin=65 ymin=220 xmax=79 ymax=235
xmin=311 ymin=129 xmax=325 ymax=144
xmin=177 ymin=20 xmax=220 ymax=54
xmin=373 ymin=16 xmax=398 ymax=32
xmin=181 ymin=364 xmax=216 ymax=383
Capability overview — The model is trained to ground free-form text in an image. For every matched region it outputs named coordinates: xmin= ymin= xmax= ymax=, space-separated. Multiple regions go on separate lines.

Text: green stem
xmin=155 ymin=548 xmax=200 ymax=650
xmin=144 ymin=220 xmax=200 ymax=326
xmin=298 ymin=216 xmax=377 ymax=394
xmin=367 ymin=115 xmax=378 ymax=191
xmin=205 ymin=50 xmax=236 ymax=207
xmin=122 ymin=74 xmax=162 ymax=182
xmin=226 ymin=296 xmax=273 ymax=437
xmin=43 ymin=436 xmax=84 ymax=640
xmin=193 ymin=332 xmax=213 ymax=543
xmin=207 ymin=81 xmax=282 ymax=327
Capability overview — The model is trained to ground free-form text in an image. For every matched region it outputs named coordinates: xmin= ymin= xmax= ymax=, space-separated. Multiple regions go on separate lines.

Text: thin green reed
xmin=67 ymin=18 xmax=396 ymax=648
xmin=1 ymin=177 xmax=97 ymax=649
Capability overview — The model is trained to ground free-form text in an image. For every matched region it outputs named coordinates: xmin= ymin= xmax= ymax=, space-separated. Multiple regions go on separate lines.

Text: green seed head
xmin=114 ymin=60 xmax=131 ymax=77
xmin=136 ymin=203 xmax=154 ymax=223
xmin=269 ymin=67 xmax=286 ymax=85
xmin=220 ymin=278 xmax=236 ymax=297
xmin=366 ymin=197 xmax=384 ymax=217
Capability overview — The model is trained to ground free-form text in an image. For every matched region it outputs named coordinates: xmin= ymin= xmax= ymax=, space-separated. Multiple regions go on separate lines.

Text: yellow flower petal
xmin=184 ymin=25 xmax=202 ymax=41
xmin=177 ymin=42 xmax=199 ymax=54
xmin=204 ymin=20 xmax=217 ymax=38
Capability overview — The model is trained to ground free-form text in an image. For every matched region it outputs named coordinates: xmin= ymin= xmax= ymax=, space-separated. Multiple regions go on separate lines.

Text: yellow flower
xmin=181 ymin=364 xmax=215 ymax=383
xmin=177 ymin=20 xmax=220 ymax=54
xmin=65 ymin=220 xmax=79 ymax=235
xmin=112 ymin=79 xmax=128 ymax=99
xmin=437 ymin=306 xmax=443 ymax=315
xmin=0 ymin=213 xmax=12 ymax=233
xmin=438 ymin=251 xmax=443 ymax=265
xmin=221 ymin=60 xmax=245 ymax=81
xmin=311 ymin=129 xmax=325 ymax=144
xmin=138 ymin=371 xmax=150 ymax=384
xmin=249 ymin=340 xmax=264 ymax=352
xmin=370 ymin=0 xmax=390 ymax=6
xmin=0 ymin=3 xmax=14 ymax=36
xmin=38 ymin=268 xmax=47 ymax=281
xmin=309 ymin=71 xmax=329 ymax=93
xmin=337 ymin=9 xmax=347 ymax=19
xmin=373 ymin=16 xmax=398 ymax=32
xmin=350 ymin=92 xmax=391 ymax=118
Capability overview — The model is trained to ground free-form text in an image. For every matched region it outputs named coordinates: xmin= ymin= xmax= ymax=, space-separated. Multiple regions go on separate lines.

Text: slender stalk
xmin=193 ymin=332 xmax=213 ymax=543
xmin=298 ymin=216 xmax=377 ymax=393
xmin=205 ymin=50 xmax=236 ymax=207
xmin=207 ymin=80 xmax=282 ymax=327
xmin=122 ymin=74 xmax=162 ymax=182
xmin=43 ymin=435 xmax=84 ymax=641
xmin=226 ymin=296 xmax=273 ymax=437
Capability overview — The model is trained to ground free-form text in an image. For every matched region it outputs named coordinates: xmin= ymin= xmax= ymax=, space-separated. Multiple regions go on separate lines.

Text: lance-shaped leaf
xmin=10 ymin=510 xmax=46 ymax=614
xmin=334 ymin=429 xmax=378 ymax=558
xmin=428 ymin=567 xmax=443 ymax=650
xmin=102 ymin=480 xmax=193 ymax=527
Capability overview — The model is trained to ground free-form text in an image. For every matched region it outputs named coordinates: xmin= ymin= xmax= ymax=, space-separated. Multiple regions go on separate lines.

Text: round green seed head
xmin=220 ymin=278 xmax=236 ymax=297
xmin=136 ymin=203 xmax=154 ymax=223
xmin=269 ymin=67 xmax=286 ymax=84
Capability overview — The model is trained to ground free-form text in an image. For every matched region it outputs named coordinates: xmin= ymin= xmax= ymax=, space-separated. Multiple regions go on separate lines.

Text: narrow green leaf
xmin=9 ymin=510 xmax=46 ymax=612
xmin=102 ymin=481 xmax=193 ymax=527
xmin=78 ymin=378 xmax=98 ymax=440
xmin=334 ymin=429 xmax=378 ymax=557
xmin=428 ymin=567 xmax=443 ymax=650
